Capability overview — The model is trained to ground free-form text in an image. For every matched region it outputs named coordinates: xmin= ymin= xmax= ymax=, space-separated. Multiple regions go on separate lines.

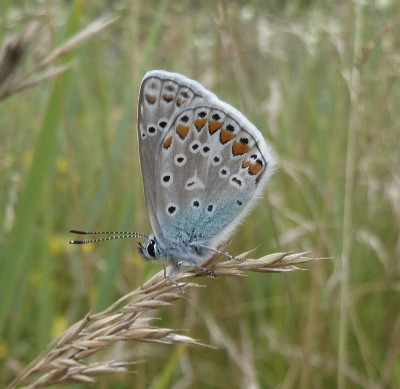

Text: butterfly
xmin=70 ymin=70 xmax=276 ymax=286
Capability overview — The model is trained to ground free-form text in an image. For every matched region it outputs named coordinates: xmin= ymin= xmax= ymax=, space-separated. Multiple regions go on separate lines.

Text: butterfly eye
xmin=147 ymin=239 xmax=156 ymax=258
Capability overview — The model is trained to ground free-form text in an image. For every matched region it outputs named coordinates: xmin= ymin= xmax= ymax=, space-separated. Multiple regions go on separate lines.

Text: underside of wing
xmin=154 ymin=100 xmax=276 ymax=247
xmin=137 ymin=71 xmax=218 ymax=237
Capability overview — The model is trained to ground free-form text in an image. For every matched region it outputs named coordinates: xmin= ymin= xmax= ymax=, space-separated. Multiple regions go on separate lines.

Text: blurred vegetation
xmin=0 ymin=0 xmax=399 ymax=388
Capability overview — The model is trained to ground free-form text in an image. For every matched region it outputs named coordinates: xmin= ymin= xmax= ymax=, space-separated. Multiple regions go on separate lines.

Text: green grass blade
xmin=0 ymin=3 xmax=82 ymax=337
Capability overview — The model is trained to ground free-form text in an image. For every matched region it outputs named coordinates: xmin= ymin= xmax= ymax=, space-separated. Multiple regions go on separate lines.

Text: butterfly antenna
xmin=69 ymin=230 xmax=148 ymax=244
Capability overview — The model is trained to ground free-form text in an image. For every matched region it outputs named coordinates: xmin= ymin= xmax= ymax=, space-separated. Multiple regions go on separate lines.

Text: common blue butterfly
xmin=70 ymin=70 xmax=276 ymax=285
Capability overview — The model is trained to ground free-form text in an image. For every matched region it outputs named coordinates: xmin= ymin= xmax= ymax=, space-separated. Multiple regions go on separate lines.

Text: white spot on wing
xmin=191 ymin=198 xmax=201 ymax=209
xmin=201 ymin=144 xmax=211 ymax=156
xmin=219 ymin=166 xmax=230 ymax=178
xmin=211 ymin=154 xmax=222 ymax=166
xmin=229 ymin=174 xmax=244 ymax=189
xmin=185 ymin=172 xmax=205 ymax=191
xmin=147 ymin=124 xmax=157 ymax=136
xmin=190 ymin=140 xmax=201 ymax=154
xmin=158 ymin=118 xmax=169 ymax=131
xmin=206 ymin=203 xmax=215 ymax=214
xmin=174 ymin=153 xmax=187 ymax=167
xmin=161 ymin=172 xmax=173 ymax=188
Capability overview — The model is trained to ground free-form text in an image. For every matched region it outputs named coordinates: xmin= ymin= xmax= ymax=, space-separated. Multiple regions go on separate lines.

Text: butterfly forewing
xmin=137 ymin=71 xmax=217 ymax=238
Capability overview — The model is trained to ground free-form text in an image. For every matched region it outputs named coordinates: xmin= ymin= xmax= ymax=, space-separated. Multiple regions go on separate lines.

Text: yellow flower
xmin=56 ymin=157 xmax=68 ymax=174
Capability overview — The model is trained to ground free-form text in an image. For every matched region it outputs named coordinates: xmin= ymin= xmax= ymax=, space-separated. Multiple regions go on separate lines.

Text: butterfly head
xmin=138 ymin=234 xmax=159 ymax=261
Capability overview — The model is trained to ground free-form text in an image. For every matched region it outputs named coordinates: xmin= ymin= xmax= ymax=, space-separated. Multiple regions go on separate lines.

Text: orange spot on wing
xmin=176 ymin=98 xmax=187 ymax=107
xmin=176 ymin=123 xmax=190 ymax=139
xmin=249 ymin=162 xmax=263 ymax=175
xmin=208 ymin=120 xmax=222 ymax=134
xmin=145 ymin=94 xmax=156 ymax=104
xmin=220 ymin=129 xmax=236 ymax=144
xmin=242 ymin=160 xmax=251 ymax=168
xmin=195 ymin=118 xmax=207 ymax=131
xmin=163 ymin=136 xmax=173 ymax=149
xmin=232 ymin=141 xmax=250 ymax=156
xmin=162 ymin=94 xmax=174 ymax=102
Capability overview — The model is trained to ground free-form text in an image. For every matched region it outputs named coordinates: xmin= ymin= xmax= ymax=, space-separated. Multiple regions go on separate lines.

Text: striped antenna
xmin=69 ymin=230 xmax=148 ymax=244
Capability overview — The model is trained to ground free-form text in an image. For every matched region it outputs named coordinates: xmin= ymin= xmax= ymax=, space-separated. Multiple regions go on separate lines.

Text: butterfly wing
xmin=154 ymin=99 xmax=276 ymax=248
xmin=137 ymin=71 xmax=218 ymax=238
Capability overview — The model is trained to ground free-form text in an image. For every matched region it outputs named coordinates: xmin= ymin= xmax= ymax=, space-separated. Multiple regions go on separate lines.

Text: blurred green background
xmin=1 ymin=0 xmax=399 ymax=388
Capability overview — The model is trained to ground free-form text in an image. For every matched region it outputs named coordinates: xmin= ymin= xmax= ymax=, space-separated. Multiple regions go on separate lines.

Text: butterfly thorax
xmin=138 ymin=234 xmax=209 ymax=266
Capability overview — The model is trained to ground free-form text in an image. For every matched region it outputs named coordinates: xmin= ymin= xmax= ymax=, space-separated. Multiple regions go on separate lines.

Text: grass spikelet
xmin=8 ymin=251 xmax=317 ymax=388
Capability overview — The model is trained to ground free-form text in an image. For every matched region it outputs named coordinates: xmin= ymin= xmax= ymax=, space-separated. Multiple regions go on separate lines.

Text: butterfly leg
xmin=166 ymin=274 xmax=188 ymax=296
xmin=164 ymin=265 xmax=189 ymax=296
xmin=177 ymin=260 xmax=216 ymax=277
xmin=196 ymin=244 xmax=246 ymax=261
xmin=163 ymin=264 xmax=167 ymax=278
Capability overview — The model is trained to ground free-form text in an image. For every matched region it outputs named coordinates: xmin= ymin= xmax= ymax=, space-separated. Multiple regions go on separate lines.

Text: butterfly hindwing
xmin=155 ymin=100 xmax=275 ymax=247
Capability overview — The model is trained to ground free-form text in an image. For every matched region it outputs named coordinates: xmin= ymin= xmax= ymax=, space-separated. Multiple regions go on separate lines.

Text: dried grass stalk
xmin=8 ymin=250 xmax=319 ymax=388
xmin=0 ymin=15 xmax=116 ymax=101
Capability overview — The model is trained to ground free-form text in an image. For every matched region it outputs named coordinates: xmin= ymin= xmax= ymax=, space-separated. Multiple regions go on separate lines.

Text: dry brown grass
xmin=8 ymin=250 xmax=318 ymax=388
xmin=0 ymin=15 xmax=116 ymax=102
